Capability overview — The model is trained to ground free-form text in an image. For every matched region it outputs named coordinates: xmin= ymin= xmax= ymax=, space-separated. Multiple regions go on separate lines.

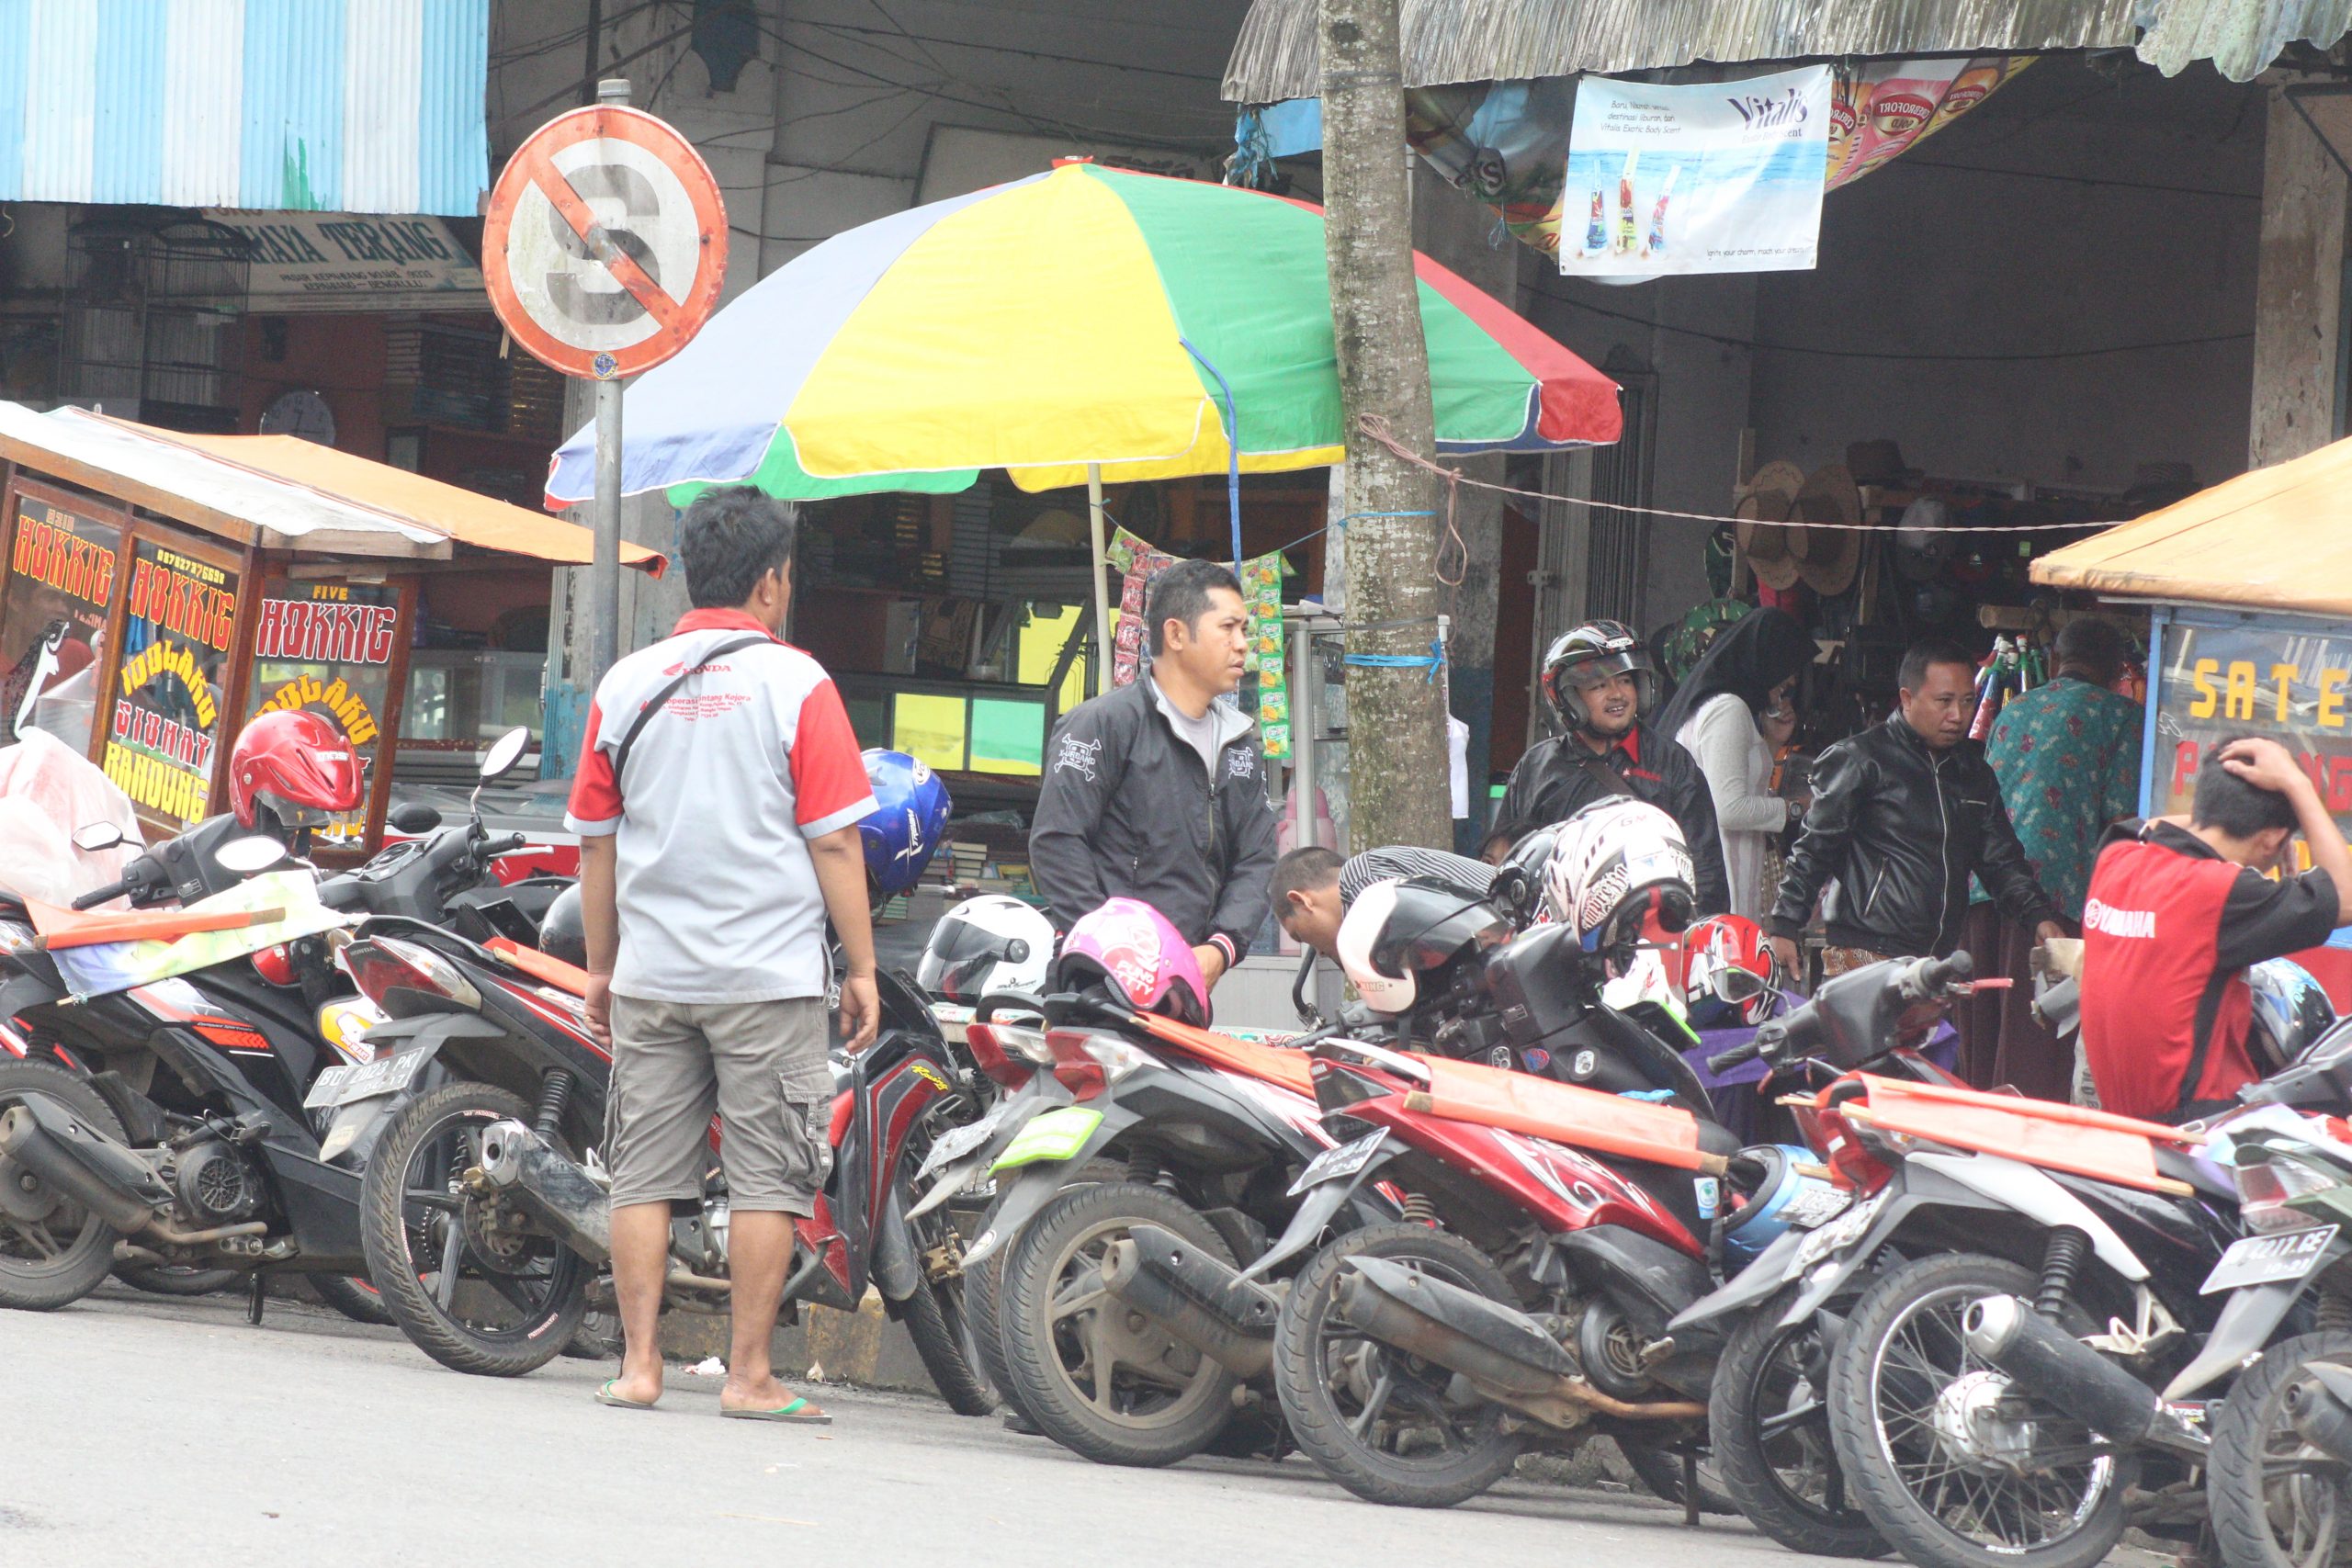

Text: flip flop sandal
xmin=596 ymin=1380 xmax=659 ymax=1410
xmin=720 ymin=1396 xmax=831 ymax=1425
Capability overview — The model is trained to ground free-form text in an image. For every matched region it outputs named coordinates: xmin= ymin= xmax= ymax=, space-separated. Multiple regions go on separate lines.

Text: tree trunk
xmin=1318 ymin=0 xmax=1450 ymax=852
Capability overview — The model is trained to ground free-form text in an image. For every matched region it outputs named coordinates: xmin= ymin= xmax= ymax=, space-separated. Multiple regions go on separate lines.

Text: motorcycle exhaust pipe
xmin=474 ymin=1119 xmax=613 ymax=1262
xmin=0 ymin=1101 xmax=154 ymax=1234
xmin=2285 ymin=1363 xmax=2352 ymax=1465
xmin=1098 ymin=1224 xmax=1280 ymax=1380
xmin=1963 ymin=1294 xmax=2207 ymax=1457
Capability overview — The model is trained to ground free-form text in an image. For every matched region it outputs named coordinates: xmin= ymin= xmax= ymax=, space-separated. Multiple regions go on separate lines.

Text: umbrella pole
xmin=1086 ymin=462 xmax=1113 ymax=694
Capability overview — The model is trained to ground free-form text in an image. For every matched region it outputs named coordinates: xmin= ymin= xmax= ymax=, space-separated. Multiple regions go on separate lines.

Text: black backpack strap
xmin=1573 ymin=748 xmax=1637 ymax=802
xmin=608 ymin=634 xmax=768 ymax=790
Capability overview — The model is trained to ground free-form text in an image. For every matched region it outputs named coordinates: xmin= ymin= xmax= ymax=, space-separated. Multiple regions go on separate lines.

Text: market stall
xmin=0 ymin=401 xmax=660 ymax=856
xmin=2033 ymin=434 xmax=2352 ymax=1002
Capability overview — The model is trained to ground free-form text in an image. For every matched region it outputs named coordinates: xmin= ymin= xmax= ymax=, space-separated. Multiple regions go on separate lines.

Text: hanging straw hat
xmin=1793 ymin=464 xmax=1862 ymax=596
xmin=1735 ymin=460 xmax=1807 ymax=591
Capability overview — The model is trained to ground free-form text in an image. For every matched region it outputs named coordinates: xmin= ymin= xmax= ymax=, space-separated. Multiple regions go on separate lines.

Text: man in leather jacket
xmin=1768 ymin=638 xmax=2062 ymax=981
xmin=1495 ymin=620 xmax=1730 ymax=916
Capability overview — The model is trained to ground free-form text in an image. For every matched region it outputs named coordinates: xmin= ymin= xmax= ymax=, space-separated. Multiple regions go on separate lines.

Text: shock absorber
xmin=1125 ymin=1151 xmax=1159 ymax=1186
xmin=2319 ymin=1291 xmax=2352 ymax=1336
xmin=2035 ymin=1225 xmax=2089 ymax=1319
xmin=1398 ymin=1191 xmax=1437 ymax=1226
xmin=534 ymin=1069 xmax=574 ymax=1141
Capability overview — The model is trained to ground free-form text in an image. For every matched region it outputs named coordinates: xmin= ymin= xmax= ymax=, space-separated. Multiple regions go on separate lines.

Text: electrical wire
xmin=1892 ymin=156 xmax=2258 ymax=203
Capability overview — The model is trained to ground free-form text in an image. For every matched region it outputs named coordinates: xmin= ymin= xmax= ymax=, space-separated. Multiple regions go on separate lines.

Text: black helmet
xmin=539 ymin=884 xmax=587 ymax=970
xmin=1489 ymin=823 xmax=1564 ymax=924
xmin=1541 ymin=619 xmax=1659 ymax=735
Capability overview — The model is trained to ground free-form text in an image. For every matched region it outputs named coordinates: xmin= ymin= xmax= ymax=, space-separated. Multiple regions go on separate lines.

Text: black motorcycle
xmin=0 ymin=728 xmax=545 ymax=1319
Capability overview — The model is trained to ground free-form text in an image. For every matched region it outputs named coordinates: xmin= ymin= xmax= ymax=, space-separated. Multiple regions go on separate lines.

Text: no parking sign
xmin=482 ymin=103 xmax=728 ymax=380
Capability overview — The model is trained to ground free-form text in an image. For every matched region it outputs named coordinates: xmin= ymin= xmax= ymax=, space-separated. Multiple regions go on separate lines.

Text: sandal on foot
xmin=720 ymin=1395 xmax=831 ymax=1425
xmin=596 ymin=1380 xmax=659 ymax=1410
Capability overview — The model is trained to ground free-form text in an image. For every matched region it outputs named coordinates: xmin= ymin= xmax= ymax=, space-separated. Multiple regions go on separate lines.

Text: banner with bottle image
xmin=1562 ymin=65 xmax=1832 ymax=277
xmin=104 ymin=540 xmax=238 ymax=829
xmin=244 ymin=579 xmax=401 ymax=847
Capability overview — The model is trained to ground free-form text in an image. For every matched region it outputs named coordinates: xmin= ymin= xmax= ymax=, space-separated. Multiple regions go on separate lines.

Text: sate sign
xmin=106 ymin=540 xmax=238 ymax=829
xmin=2154 ymin=620 xmax=2352 ymax=827
xmin=481 ymin=104 xmax=727 ymax=380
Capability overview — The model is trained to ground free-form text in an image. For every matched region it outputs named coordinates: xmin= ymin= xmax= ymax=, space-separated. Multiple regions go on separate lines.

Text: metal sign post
xmin=481 ymin=79 xmax=728 ymax=690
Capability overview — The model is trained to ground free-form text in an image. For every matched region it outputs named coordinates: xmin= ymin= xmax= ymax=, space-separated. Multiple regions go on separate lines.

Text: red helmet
xmin=1683 ymin=914 xmax=1783 ymax=1028
xmin=230 ymin=710 xmax=365 ymax=829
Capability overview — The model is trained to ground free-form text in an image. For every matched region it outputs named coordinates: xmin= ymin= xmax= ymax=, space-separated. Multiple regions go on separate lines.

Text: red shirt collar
xmin=671 ymin=608 xmax=785 ymax=643
xmin=1608 ymin=726 xmax=1641 ymax=763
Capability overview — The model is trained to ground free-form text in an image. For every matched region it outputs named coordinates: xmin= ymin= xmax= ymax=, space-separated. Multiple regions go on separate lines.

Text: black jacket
xmin=1029 ymin=678 xmax=1280 ymax=953
xmin=1497 ymin=722 xmax=1730 ymax=917
xmin=1769 ymin=713 xmax=2055 ymax=957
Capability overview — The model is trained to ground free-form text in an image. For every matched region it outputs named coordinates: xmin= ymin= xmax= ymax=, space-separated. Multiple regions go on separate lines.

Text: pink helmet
xmin=1055 ymin=898 xmax=1211 ymax=1027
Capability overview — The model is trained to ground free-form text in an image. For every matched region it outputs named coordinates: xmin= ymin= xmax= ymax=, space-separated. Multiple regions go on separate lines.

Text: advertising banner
xmin=104 ymin=540 xmax=238 ymax=829
xmin=197 ymin=210 xmax=486 ymax=313
xmin=1562 ymin=66 xmax=1834 ymax=277
xmin=246 ymin=580 xmax=402 ymax=847
xmin=1827 ymin=56 xmax=2033 ymax=189
xmin=3 ymin=490 xmax=120 ymax=749
xmin=2152 ymin=619 xmax=2352 ymax=832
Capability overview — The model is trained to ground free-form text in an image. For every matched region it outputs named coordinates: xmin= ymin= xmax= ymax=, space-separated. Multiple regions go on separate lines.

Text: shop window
xmin=2 ymin=487 xmax=122 ymax=753
xmin=245 ymin=579 xmax=403 ymax=850
xmin=893 ymin=693 xmax=967 ymax=773
xmin=1016 ymin=602 xmax=1088 ymax=713
xmin=970 ymin=696 xmax=1046 ymax=776
xmin=105 ymin=536 xmax=239 ymax=833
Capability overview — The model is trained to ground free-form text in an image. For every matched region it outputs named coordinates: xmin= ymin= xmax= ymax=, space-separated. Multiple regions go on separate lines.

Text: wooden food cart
xmin=0 ymin=402 xmax=662 ymax=854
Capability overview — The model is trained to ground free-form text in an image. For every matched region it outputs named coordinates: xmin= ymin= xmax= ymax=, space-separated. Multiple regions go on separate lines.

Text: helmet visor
xmin=1560 ymin=649 xmax=1649 ymax=690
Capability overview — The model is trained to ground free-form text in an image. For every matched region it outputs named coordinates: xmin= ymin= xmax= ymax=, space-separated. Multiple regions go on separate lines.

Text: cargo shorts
xmin=605 ymin=994 xmax=832 ymax=1216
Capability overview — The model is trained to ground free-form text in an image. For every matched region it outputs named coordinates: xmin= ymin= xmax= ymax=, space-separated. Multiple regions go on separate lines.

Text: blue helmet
xmin=860 ymin=749 xmax=952 ymax=896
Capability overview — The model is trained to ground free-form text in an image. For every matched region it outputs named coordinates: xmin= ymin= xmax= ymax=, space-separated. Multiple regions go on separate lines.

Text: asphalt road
xmin=0 ymin=1284 xmax=1884 ymax=1568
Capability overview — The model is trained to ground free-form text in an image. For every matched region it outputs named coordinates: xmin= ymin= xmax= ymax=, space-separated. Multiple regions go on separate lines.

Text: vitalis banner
xmin=1563 ymin=66 xmax=1832 ymax=277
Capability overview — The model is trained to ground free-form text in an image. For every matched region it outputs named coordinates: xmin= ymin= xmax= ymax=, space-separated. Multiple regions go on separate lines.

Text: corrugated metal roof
xmin=1223 ymin=0 xmax=2343 ymax=100
xmin=0 ymin=0 xmax=488 ymax=215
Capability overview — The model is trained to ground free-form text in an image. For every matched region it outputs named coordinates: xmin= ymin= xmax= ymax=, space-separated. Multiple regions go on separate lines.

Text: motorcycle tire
xmin=1827 ymin=1253 xmax=2123 ymax=1568
xmin=1709 ymin=1296 xmax=1890 ymax=1558
xmin=360 ymin=1080 xmax=591 ymax=1378
xmin=1617 ymin=1439 xmax=1739 ymax=1518
xmin=890 ymin=1186 xmax=994 ymax=1416
xmin=0 ymin=1059 xmax=130 ymax=1312
xmin=309 ymin=1272 xmax=393 ymax=1326
xmin=562 ymin=1309 xmax=625 ymax=1362
xmin=997 ymin=1181 xmax=1239 ymax=1468
xmin=965 ymin=1157 xmax=1126 ymax=1429
xmin=1272 ymin=1221 xmax=1522 ymax=1508
xmin=2207 ymin=1328 xmax=2352 ymax=1568
xmin=116 ymin=1263 xmax=240 ymax=1297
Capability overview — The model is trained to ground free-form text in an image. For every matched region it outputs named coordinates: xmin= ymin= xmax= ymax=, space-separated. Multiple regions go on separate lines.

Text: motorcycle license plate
xmin=921 ymin=1100 xmax=1011 ymax=1176
xmin=2201 ymin=1225 xmax=2339 ymax=1294
xmin=1287 ymin=1132 xmax=1386 ymax=1197
xmin=304 ymin=1049 xmax=427 ymax=1111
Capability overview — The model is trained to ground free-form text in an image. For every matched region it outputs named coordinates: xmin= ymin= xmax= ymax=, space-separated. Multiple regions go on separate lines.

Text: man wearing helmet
xmin=1496 ymin=619 xmax=1729 ymax=917
xmin=1029 ymin=558 xmax=1279 ymax=991
xmin=565 ymin=486 xmax=881 ymax=1425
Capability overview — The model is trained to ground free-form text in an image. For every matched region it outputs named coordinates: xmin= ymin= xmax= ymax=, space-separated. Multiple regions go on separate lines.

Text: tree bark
xmin=1318 ymin=0 xmax=1450 ymax=852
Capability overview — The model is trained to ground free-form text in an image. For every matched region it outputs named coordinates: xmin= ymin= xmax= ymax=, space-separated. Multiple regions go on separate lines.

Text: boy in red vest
xmin=2081 ymin=736 xmax=2352 ymax=1122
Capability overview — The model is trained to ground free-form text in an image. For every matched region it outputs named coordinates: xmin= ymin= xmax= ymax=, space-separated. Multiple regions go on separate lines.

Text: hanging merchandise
xmin=1104 ymin=525 xmax=1179 ymax=690
xmin=1238 ymin=551 xmax=1291 ymax=761
xmin=1563 ymin=66 xmax=1833 ymax=278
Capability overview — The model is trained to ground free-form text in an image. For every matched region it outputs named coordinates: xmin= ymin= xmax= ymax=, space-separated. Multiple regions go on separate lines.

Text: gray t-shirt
xmin=1154 ymin=680 xmax=1223 ymax=779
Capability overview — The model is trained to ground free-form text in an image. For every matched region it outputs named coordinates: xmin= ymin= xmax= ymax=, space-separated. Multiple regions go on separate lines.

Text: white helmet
xmin=917 ymin=896 xmax=1055 ymax=1003
xmin=1544 ymin=797 xmax=1696 ymax=950
xmin=1335 ymin=876 xmax=1514 ymax=1016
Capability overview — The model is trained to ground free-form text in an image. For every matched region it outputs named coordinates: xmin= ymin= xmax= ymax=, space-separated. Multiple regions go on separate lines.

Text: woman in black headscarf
xmin=1658 ymin=608 xmax=1812 ymax=919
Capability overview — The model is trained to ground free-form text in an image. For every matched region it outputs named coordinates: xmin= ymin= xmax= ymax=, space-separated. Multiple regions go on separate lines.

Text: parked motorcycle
xmin=0 ymin=728 xmax=542 ymax=1320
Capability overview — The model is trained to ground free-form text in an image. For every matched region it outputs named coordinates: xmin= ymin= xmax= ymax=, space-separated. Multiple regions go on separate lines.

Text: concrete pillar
xmin=2250 ymin=85 xmax=2348 ymax=468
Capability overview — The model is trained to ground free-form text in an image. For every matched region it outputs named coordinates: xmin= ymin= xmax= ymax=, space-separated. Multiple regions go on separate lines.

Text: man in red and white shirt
xmin=567 ymin=486 xmax=878 ymax=1425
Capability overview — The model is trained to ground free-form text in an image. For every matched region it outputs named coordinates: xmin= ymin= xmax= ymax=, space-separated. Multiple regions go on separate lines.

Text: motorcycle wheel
xmin=1272 ymin=1221 xmax=1522 ymax=1508
xmin=1709 ymin=1296 xmax=1890 ymax=1557
xmin=116 ymin=1263 xmax=240 ymax=1296
xmin=562 ymin=1308 xmax=625 ymax=1361
xmin=891 ymin=1183 xmax=994 ymax=1416
xmin=2208 ymin=1329 xmax=2352 ymax=1568
xmin=309 ymin=1272 xmax=393 ymax=1326
xmin=965 ymin=1157 xmax=1126 ymax=1428
xmin=1617 ymin=1440 xmax=1739 ymax=1518
xmin=1827 ymin=1252 xmax=2123 ymax=1568
xmin=0 ymin=1060 xmax=129 ymax=1311
xmin=359 ymin=1081 xmax=591 ymax=1378
xmin=997 ymin=1181 xmax=1239 ymax=1467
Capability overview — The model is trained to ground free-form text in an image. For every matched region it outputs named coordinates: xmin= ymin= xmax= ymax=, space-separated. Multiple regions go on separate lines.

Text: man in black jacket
xmin=1768 ymin=637 xmax=2062 ymax=982
xmin=1496 ymin=619 xmax=1729 ymax=916
xmin=1029 ymin=559 xmax=1279 ymax=991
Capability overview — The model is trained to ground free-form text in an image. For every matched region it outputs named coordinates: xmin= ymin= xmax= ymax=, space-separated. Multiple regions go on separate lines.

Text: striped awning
xmin=0 ymin=0 xmax=489 ymax=216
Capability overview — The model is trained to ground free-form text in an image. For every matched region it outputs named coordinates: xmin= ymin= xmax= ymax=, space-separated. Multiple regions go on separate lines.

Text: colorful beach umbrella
xmin=545 ymin=161 xmax=1621 ymax=506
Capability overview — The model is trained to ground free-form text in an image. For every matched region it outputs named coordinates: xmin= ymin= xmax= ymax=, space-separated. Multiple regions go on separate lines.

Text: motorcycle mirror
xmin=71 ymin=821 xmax=126 ymax=853
xmin=480 ymin=727 xmax=531 ymax=782
xmin=214 ymin=836 xmax=288 ymax=874
xmin=388 ymin=801 xmax=442 ymax=835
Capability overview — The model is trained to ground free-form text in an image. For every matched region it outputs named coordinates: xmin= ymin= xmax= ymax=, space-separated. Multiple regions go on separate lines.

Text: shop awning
xmin=0 ymin=403 xmax=661 ymax=572
xmin=2031 ymin=435 xmax=2352 ymax=618
xmin=1222 ymin=0 xmax=2343 ymax=100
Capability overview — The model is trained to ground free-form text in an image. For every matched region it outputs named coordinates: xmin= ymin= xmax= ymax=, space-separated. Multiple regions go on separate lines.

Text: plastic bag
xmin=0 ymin=728 xmax=142 ymax=906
